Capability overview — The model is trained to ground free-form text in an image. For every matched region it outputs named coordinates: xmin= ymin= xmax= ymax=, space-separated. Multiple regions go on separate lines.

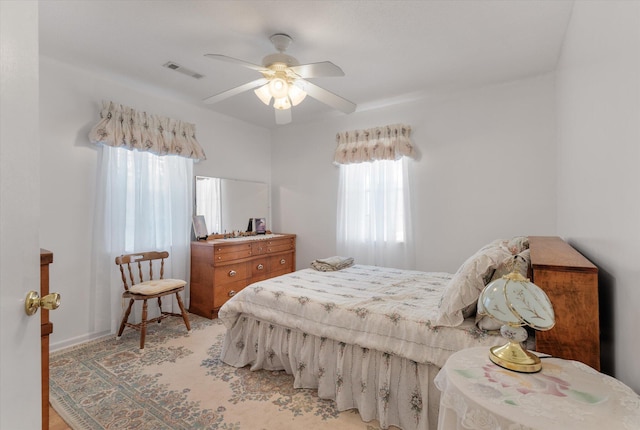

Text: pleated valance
xmin=334 ymin=124 xmax=414 ymax=165
xmin=88 ymin=101 xmax=206 ymax=161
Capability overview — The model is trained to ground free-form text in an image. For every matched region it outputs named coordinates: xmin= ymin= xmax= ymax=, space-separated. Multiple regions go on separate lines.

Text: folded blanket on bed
xmin=310 ymin=256 xmax=354 ymax=271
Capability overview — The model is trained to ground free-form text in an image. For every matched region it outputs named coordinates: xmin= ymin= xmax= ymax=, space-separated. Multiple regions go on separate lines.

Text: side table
xmin=434 ymin=347 xmax=639 ymax=430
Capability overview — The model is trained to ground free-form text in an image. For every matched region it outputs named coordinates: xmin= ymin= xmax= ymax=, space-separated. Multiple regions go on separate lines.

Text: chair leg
xmin=157 ymin=297 xmax=163 ymax=323
xmin=117 ymin=298 xmax=135 ymax=339
xmin=139 ymin=299 xmax=148 ymax=351
xmin=175 ymin=291 xmax=191 ymax=332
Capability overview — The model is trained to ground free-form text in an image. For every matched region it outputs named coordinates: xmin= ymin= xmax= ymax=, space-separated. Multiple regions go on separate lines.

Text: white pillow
xmin=435 ymin=243 xmax=512 ymax=327
xmin=507 ymin=236 xmax=530 ymax=255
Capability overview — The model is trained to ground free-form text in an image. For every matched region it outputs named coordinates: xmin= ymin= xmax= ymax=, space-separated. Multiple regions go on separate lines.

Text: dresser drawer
xmin=213 ymin=279 xmax=248 ymax=308
xmin=269 ymin=268 xmax=293 ymax=279
xmin=251 ymin=258 xmax=270 ymax=277
xmin=251 ymin=241 xmax=268 ymax=255
xmin=213 ymin=262 xmax=249 ymax=285
xmin=269 ymin=253 xmax=294 ymax=273
xmin=265 ymin=239 xmax=295 ymax=254
xmin=214 ymin=243 xmax=252 ymax=263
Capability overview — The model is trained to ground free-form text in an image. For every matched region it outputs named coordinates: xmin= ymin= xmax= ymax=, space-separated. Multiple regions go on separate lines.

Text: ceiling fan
xmin=203 ymin=33 xmax=356 ymax=125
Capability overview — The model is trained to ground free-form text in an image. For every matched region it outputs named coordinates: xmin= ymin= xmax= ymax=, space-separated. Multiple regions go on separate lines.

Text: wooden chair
xmin=115 ymin=251 xmax=191 ymax=350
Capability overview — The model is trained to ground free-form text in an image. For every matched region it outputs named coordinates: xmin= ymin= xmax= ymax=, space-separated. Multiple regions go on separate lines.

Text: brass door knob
xmin=25 ymin=291 xmax=61 ymax=316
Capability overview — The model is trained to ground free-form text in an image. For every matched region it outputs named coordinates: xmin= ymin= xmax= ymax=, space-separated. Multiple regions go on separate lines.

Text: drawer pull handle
xmin=280 ymin=259 xmax=286 ymax=265
xmin=257 ymin=264 xmax=264 ymax=270
xmin=228 ymin=290 xmax=236 ymax=297
xmin=228 ymin=270 xmax=237 ymax=277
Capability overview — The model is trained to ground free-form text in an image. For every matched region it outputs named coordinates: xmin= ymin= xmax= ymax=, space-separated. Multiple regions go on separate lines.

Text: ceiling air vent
xmin=162 ymin=61 xmax=205 ymax=79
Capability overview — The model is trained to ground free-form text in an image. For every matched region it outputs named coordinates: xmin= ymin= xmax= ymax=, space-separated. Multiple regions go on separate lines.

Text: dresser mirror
xmin=194 ymin=176 xmax=269 ymax=236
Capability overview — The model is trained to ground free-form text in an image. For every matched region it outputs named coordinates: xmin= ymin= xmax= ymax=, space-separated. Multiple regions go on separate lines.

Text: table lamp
xmin=478 ymin=268 xmax=555 ymax=373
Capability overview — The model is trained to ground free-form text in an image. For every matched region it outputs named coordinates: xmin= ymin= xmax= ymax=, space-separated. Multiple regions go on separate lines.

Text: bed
xmin=216 ymin=237 xmax=549 ymax=430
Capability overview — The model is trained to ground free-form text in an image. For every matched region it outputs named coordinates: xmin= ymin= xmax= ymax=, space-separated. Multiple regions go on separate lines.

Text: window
xmin=87 ymin=101 xmax=205 ymax=333
xmin=91 ymin=145 xmax=193 ymax=332
xmin=336 ymin=157 xmax=414 ymax=268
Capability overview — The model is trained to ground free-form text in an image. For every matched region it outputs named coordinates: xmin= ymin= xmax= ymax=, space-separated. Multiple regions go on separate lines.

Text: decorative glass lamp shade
xmin=254 ymin=84 xmax=273 ymax=106
xmin=478 ymin=270 xmax=555 ymax=373
xmin=287 ymin=84 xmax=307 ymax=106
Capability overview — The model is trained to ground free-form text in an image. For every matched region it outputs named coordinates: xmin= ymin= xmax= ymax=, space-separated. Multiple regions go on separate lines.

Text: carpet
xmin=50 ymin=313 xmax=386 ymax=430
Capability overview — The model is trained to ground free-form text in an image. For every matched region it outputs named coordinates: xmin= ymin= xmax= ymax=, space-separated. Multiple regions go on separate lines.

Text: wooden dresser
xmin=529 ymin=236 xmax=600 ymax=370
xmin=189 ymin=233 xmax=296 ymax=319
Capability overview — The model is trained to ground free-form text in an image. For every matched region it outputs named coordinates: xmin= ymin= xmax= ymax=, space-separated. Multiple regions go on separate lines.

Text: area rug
xmin=50 ymin=313 xmax=388 ymax=430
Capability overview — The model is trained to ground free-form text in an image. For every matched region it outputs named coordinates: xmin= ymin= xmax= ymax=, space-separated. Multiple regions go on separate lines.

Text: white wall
xmin=40 ymin=56 xmax=271 ymax=349
xmin=271 ymin=75 xmax=558 ymax=272
xmin=556 ymin=1 xmax=640 ymax=392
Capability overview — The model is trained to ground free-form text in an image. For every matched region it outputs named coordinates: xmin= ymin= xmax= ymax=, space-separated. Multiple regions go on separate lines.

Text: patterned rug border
xmin=51 ymin=330 xmax=152 ymax=430
xmin=51 ymin=393 xmax=99 ymax=430
xmin=49 ymin=314 xmax=224 ymax=430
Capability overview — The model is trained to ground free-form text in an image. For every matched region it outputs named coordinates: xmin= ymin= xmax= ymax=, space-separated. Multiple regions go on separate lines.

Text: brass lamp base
xmin=489 ymin=341 xmax=542 ymax=373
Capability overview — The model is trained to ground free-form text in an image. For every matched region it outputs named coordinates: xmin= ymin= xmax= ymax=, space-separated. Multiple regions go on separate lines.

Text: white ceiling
xmin=39 ymin=0 xmax=574 ymax=129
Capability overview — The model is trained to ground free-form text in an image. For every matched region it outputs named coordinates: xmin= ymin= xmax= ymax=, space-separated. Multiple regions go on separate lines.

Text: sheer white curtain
xmin=336 ymin=158 xmax=414 ymax=269
xmin=90 ymin=145 xmax=193 ymax=334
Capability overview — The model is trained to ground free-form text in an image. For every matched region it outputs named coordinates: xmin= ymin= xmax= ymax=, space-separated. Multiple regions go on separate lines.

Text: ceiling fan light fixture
xmin=254 ymin=84 xmax=272 ymax=106
xmin=204 ymin=32 xmax=357 ymax=123
xmin=273 ymin=97 xmax=291 ymax=110
xmin=288 ymin=84 xmax=307 ymax=106
xmin=269 ymin=77 xmax=289 ymax=99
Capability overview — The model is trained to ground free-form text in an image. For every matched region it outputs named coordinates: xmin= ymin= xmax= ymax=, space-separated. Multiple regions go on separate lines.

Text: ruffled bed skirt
xmin=221 ymin=314 xmax=442 ymax=430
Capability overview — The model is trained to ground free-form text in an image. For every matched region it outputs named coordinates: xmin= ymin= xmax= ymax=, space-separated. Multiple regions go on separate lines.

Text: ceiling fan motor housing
xmin=263 ymin=33 xmax=298 ymax=67
xmin=262 ymin=53 xmax=299 ymax=68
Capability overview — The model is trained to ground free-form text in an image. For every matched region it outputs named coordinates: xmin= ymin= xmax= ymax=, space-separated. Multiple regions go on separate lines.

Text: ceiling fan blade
xmin=204 ymin=54 xmax=267 ymax=72
xmin=203 ymin=78 xmax=268 ymax=104
xmin=289 ymin=61 xmax=345 ymax=78
xmin=295 ymin=80 xmax=356 ymax=114
xmin=275 ymin=108 xmax=292 ymax=125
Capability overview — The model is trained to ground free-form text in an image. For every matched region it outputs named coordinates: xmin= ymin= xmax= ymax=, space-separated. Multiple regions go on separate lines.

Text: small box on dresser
xmin=189 ymin=234 xmax=296 ymax=319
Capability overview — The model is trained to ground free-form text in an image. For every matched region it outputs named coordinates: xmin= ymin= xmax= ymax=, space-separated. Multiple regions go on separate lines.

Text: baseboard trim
xmin=50 ymin=330 xmax=111 ymax=352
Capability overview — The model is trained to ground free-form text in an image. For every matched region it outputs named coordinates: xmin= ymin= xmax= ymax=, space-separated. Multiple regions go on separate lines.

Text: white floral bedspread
xmin=218 ymin=265 xmax=505 ymax=367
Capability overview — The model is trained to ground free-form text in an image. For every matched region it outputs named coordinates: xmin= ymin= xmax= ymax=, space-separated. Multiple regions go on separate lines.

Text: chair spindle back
xmin=115 ymin=251 xmax=169 ymax=291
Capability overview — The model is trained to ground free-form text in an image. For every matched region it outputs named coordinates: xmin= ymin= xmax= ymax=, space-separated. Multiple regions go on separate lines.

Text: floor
xmin=49 ymin=405 xmax=71 ymax=430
